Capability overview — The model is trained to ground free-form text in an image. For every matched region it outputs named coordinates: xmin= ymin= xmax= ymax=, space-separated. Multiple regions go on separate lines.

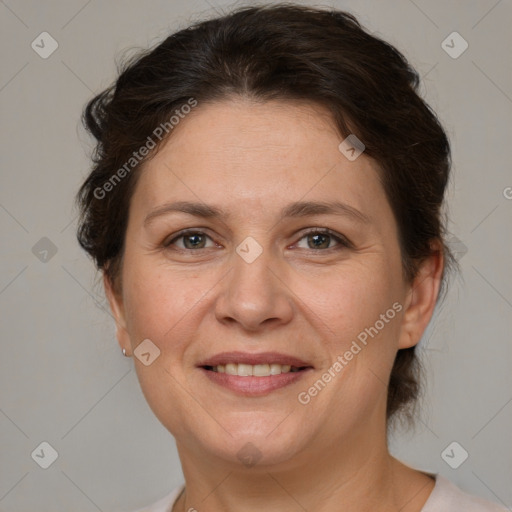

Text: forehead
xmin=130 ymin=98 xmax=389 ymax=225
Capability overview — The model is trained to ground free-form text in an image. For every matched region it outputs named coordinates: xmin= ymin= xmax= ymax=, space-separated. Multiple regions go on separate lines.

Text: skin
xmin=105 ymin=98 xmax=444 ymax=512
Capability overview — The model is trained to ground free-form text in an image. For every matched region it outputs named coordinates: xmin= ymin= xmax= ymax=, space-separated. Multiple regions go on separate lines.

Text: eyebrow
xmin=143 ymin=200 xmax=370 ymax=226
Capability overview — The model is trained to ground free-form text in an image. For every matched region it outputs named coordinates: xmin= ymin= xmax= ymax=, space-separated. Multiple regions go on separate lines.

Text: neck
xmin=174 ymin=411 xmax=434 ymax=512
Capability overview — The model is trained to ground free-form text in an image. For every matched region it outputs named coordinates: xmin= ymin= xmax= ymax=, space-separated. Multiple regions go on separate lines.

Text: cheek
xmin=297 ymin=268 xmax=403 ymax=420
xmin=296 ymin=260 xmax=404 ymax=409
xmin=121 ymin=262 xmax=207 ymax=437
xmin=133 ymin=361 xmax=200 ymax=442
xmin=122 ymin=259 xmax=203 ymax=346
xmin=297 ymin=262 xmax=401 ymax=342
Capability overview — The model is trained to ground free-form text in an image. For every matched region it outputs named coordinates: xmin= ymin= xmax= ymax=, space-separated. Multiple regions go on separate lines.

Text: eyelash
xmin=163 ymin=228 xmax=352 ymax=252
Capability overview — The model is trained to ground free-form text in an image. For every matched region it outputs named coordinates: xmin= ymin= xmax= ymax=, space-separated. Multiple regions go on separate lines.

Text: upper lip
xmin=198 ymin=351 xmax=313 ymax=368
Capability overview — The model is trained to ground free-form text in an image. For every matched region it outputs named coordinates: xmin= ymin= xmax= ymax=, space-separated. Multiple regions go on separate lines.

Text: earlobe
xmin=103 ymin=272 xmax=131 ymax=354
xmin=398 ymin=245 xmax=444 ymax=350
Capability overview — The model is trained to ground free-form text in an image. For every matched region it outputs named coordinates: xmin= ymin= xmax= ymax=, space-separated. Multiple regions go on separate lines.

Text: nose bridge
xmin=215 ymin=237 xmax=293 ymax=330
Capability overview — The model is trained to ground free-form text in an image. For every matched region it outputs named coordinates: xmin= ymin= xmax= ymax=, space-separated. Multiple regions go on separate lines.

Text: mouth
xmin=197 ymin=352 xmax=314 ymax=396
xmin=203 ymin=363 xmax=308 ymax=376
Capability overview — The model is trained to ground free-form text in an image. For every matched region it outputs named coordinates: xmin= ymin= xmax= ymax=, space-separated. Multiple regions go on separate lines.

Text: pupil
xmin=185 ymin=234 xmax=204 ymax=249
xmin=309 ymin=234 xmax=329 ymax=249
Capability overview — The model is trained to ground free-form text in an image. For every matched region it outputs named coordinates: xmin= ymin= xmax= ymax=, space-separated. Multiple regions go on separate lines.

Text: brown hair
xmin=76 ymin=3 xmax=452 ymax=423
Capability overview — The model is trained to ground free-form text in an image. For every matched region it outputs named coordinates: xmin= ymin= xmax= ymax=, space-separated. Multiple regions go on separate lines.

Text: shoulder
xmin=422 ymin=475 xmax=508 ymax=512
xmin=128 ymin=484 xmax=184 ymax=512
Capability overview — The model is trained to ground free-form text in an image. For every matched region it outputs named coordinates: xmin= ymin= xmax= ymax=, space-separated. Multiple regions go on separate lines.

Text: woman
xmin=76 ymin=4 xmax=506 ymax=511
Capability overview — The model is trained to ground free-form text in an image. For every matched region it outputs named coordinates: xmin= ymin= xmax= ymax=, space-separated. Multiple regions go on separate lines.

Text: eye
xmin=164 ymin=230 xmax=217 ymax=250
xmin=294 ymin=229 xmax=351 ymax=250
xmin=162 ymin=228 xmax=351 ymax=252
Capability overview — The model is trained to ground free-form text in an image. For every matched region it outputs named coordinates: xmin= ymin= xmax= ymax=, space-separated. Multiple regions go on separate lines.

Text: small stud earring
xmin=122 ymin=348 xmax=129 ymax=357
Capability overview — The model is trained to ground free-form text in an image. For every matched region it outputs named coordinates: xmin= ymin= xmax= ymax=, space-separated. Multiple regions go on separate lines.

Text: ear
xmin=398 ymin=243 xmax=444 ymax=349
xmin=103 ymin=272 xmax=131 ymax=355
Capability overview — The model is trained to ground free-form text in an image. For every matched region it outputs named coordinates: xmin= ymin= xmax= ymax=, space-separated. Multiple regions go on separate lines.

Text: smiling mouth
xmin=203 ymin=363 xmax=310 ymax=377
xmin=198 ymin=352 xmax=314 ymax=395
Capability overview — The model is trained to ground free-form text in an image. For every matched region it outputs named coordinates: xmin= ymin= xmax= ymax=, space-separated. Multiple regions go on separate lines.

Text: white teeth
xmin=225 ymin=363 xmax=237 ymax=375
xmin=213 ymin=363 xmax=297 ymax=376
xmin=253 ymin=364 xmax=270 ymax=376
xmin=270 ymin=363 xmax=282 ymax=375
xmin=237 ymin=364 xmax=253 ymax=376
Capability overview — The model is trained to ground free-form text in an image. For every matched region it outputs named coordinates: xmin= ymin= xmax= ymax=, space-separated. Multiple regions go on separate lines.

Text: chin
xmin=189 ymin=412 xmax=314 ymax=468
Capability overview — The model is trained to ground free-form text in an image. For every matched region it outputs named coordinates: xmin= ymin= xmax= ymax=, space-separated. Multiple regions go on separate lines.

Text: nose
xmin=214 ymin=245 xmax=294 ymax=332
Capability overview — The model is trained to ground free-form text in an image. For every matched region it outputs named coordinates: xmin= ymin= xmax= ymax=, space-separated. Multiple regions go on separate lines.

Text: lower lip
xmin=199 ymin=368 xmax=312 ymax=396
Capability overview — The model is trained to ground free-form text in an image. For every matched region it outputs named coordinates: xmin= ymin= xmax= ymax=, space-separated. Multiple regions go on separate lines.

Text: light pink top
xmin=131 ymin=474 xmax=508 ymax=511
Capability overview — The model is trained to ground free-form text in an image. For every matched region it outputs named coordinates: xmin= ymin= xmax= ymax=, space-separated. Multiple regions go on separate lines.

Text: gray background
xmin=1 ymin=0 xmax=511 ymax=510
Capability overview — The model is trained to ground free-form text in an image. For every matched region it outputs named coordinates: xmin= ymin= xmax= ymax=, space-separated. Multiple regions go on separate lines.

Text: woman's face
xmin=107 ymin=98 xmax=438 ymax=468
